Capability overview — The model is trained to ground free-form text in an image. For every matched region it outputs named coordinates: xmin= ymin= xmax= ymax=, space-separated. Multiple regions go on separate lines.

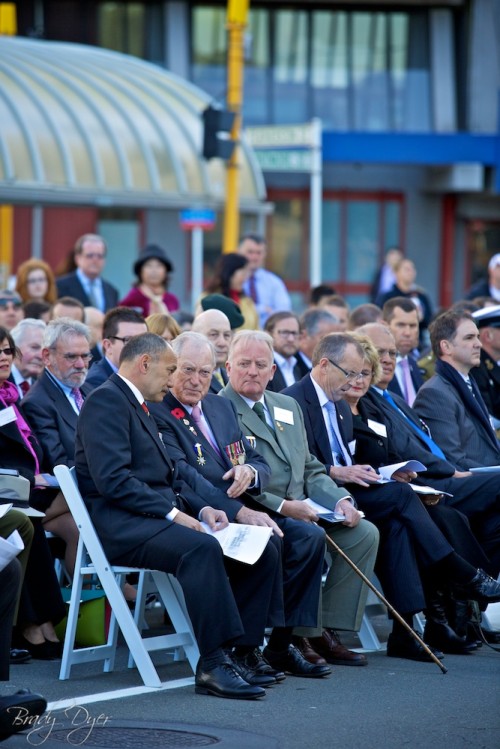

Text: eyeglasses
xmin=0 ymin=300 xmax=22 ymax=309
xmin=57 ymin=352 xmax=93 ymax=363
xmin=376 ymin=348 xmax=398 ymax=359
xmin=109 ymin=336 xmax=133 ymax=345
xmin=81 ymin=253 xmax=105 ymax=260
xmin=276 ymin=330 xmax=300 ymax=338
xmin=0 ymin=346 xmax=15 ymax=357
xmin=327 ymin=358 xmax=364 ymax=382
xmin=27 ymin=277 xmax=47 ymax=284
xmin=180 ymin=365 xmax=213 ymax=380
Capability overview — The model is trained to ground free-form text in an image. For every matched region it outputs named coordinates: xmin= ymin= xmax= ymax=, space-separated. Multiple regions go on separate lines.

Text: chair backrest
xmin=53 ymin=464 xmax=110 ymax=569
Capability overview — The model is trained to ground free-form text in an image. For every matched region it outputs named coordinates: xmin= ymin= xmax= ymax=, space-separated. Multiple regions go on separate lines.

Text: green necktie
xmin=252 ymin=401 xmax=274 ymax=435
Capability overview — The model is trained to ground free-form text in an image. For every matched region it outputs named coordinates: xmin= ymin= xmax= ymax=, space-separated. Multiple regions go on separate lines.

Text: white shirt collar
xmin=117 ymin=374 xmax=145 ymax=405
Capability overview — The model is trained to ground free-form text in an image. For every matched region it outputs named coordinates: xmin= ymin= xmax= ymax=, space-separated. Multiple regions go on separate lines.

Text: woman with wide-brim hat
xmin=119 ymin=244 xmax=180 ymax=317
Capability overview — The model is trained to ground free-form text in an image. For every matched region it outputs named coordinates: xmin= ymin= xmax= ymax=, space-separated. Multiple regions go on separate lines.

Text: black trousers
xmin=424 ymin=472 xmax=500 ymax=574
xmin=17 ymin=520 xmax=66 ymax=629
xmin=351 ymin=482 xmax=453 ymax=614
xmin=0 ymin=559 xmax=21 ymax=681
xmin=112 ymin=522 xmax=283 ymax=656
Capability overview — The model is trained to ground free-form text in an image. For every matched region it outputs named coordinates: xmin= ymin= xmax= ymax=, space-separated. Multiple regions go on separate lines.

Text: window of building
xmin=191 ymin=4 xmax=432 ymax=132
xmin=97 ymin=2 xmax=165 ymax=63
xmin=267 ymin=189 xmax=404 ymax=309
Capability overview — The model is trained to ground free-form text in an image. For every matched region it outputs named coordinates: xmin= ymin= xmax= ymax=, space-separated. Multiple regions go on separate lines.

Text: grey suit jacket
xmin=220 ymin=384 xmax=350 ymax=513
xmin=413 ymin=373 xmax=500 ymax=470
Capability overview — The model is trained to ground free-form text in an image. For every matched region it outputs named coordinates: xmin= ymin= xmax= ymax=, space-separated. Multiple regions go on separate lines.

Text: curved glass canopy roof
xmin=0 ymin=36 xmax=266 ymax=210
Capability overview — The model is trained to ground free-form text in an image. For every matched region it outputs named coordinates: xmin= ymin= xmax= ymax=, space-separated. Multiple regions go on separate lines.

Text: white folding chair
xmin=54 ymin=464 xmax=200 ymax=687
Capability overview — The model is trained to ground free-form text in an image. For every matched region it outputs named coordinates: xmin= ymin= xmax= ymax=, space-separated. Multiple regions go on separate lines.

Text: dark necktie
xmin=191 ymin=404 xmax=221 ymax=456
xmin=252 ymin=401 xmax=274 ymax=434
xmin=248 ymin=273 xmax=258 ymax=304
xmin=71 ymin=387 xmax=84 ymax=412
xmin=19 ymin=380 xmax=30 ymax=396
xmin=382 ymin=389 xmax=446 ymax=459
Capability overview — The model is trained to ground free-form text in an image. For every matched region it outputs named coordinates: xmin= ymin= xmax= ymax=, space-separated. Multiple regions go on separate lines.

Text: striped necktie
xmin=382 ymin=389 xmax=446 ymax=459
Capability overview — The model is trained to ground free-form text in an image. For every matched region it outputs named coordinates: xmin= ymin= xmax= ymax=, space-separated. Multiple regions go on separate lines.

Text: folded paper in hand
xmin=200 ymin=522 xmax=272 ymax=565
xmin=0 ymin=529 xmax=24 ymax=572
xmin=304 ymin=498 xmax=365 ymax=523
xmin=377 ymin=460 xmax=427 ymax=482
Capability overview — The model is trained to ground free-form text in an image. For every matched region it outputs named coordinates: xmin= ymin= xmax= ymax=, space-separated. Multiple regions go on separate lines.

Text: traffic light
xmin=202 ymin=105 xmax=237 ymax=160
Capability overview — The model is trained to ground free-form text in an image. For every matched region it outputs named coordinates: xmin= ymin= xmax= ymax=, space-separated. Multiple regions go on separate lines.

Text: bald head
xmin=357 ymin=323 xmax=397 ymax=390
xmin=192 ymin=309 xmax=232 ymax=368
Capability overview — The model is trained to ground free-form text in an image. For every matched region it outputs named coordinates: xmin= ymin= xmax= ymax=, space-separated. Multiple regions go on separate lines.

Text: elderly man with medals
xmin=150 ymin=331 xmax=330 ymax=683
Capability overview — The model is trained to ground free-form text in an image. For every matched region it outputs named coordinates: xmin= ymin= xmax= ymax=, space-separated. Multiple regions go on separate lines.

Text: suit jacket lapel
xmin=43 ymin=372 xmax=79 ymax=430
xmin=262 ymin=391 xmax=295 ymax=465
xmin=201 ymin=397 xmax=236 ymax=470
xmin=111 ymin=374 xmax=173 ymax=470
xmin=165 ymin=392 xmax=229 ymax=470
xmin=302 ymin=376 xmax=332 ymax=465
xmin=224 ymin=384 xmax=288 ymax=463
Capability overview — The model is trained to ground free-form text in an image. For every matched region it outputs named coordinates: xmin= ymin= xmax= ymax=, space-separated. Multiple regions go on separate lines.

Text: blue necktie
xmin=382 ymin=389 xmax=446 ymax=460
xmin=324 ymin=401 xmax=347 ymax=466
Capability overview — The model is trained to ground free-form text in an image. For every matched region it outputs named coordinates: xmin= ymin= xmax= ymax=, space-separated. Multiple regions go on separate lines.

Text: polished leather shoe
xmin=9 ymin=648 xmax=32 ymax=665
xmin=423 ymin=620 xmax=476 ymax=655
xmin=454 ymin=569 xmax=500 ymax=605
xmin=0 ymin=690 xmax=47 ymax=739
xmin=387 ymin=632 xmax=443 ymax=663
xmin=231 ymin=655 xmax=277 ymax=687
xmin=291 ymin=637 xmax=328 ymax=666
xmin=263 ymin=644 xmax=331 ymax=678
xmin=195 ymin=658 xmax=265 ymax=700
xmin=239 ymin=647 xmax=285 ymax=682
xmin=309 ymin=630 xmax=368 ymax=667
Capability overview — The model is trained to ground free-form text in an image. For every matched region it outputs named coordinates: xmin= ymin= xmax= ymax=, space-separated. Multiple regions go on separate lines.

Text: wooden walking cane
xmin=324 ymin=534 xmax=448 ymax=674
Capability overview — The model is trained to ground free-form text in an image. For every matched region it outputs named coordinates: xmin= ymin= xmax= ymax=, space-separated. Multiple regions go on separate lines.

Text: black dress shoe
xmin=195 ymin=659 xmax=266 ymax=700
xmin=239 ymin=647 xmax=285 ymax=682
xmin=231 ymin=655 xmax=277 ymax=687
xmin=0 ymin=690 xmax=47 ymax=740
xmin=423 ymin=620 xmax=476 ymax=655
xmin=455 ymin=569 xmax=500 ymax=605
xmin=12 ymin=635 xmax=57 ymax=661
xmin=9 ymin=649 xmax=32 ymax=665
xmin=263 ymin=644 xmax=331 ymax=678
xmin=387 ymin=632 xmax=443 ymax=663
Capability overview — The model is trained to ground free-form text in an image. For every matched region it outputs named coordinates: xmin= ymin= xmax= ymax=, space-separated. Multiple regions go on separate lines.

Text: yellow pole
xmin=0 ymin=3 xmax=16 ymax=286
xmin=222 ymin=0 xmax=249 ymax=254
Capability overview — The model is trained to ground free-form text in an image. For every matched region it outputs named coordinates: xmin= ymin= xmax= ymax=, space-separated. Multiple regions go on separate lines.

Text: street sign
xmin=245 ymin=123 xmax=316 ymax=149
xmin=180 ymin=209 xmax=216 ymax=231
xmin=253 ymin=149 xmax=313 ymax=172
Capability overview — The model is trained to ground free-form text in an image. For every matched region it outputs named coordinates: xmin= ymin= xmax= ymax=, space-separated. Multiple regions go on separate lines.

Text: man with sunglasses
xmin=56 ymin=234 xmax=119 ymax=313
xmin=22 ymin=319 xmax=93 ymax=470
xmin=85 ymin=307 xmax=147 ymax=390
xmin=0 ymin=290 xmax=24 ymax=331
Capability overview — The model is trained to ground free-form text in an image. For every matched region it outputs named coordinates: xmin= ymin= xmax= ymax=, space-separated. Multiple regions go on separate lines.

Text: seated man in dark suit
xmin=220 ymin=331 xmax=380 ymax=668
xmin=356 ymin=322 xmax=500 ymax=577
xmin=150 ymin=332 xmax=331 ymax=680
xmin=191 ymin=309 xmax=231 ymax=394
xmin=382 ymin=297 xmax=424 ymax=406
xmin=264 ymin=311 xmax=308 ymax=392
xmin=414 ymin=309 xmax=500 ymax=469
xmin=56 ymin=234 xmax=119 ymax=313
xmin=85 ymin=307 xmax=147 ymax=390
xmin=75 ymin=333 xmax=285 ymax=700
xmin=284 ymin=331 xmax=500 ymax=657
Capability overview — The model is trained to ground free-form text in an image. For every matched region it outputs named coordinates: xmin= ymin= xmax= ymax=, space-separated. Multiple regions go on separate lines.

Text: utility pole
xmin=0 ymin=3 xmax=16 ymax=287
xmin=222 ymin=0 xmax=249 ymax=254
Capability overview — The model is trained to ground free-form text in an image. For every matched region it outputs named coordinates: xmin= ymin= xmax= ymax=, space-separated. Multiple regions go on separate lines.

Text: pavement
xmin=2 ymin=605 xmax=500 ymax=749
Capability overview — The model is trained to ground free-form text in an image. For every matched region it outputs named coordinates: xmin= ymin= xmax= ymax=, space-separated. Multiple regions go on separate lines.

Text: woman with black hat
xmin=119 ymin=244 xmax=180 ymax=317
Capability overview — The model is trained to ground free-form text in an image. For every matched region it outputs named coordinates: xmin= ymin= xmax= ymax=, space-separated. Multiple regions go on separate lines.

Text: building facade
xmin=14 ymin=0 xmax=500 ymax=309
